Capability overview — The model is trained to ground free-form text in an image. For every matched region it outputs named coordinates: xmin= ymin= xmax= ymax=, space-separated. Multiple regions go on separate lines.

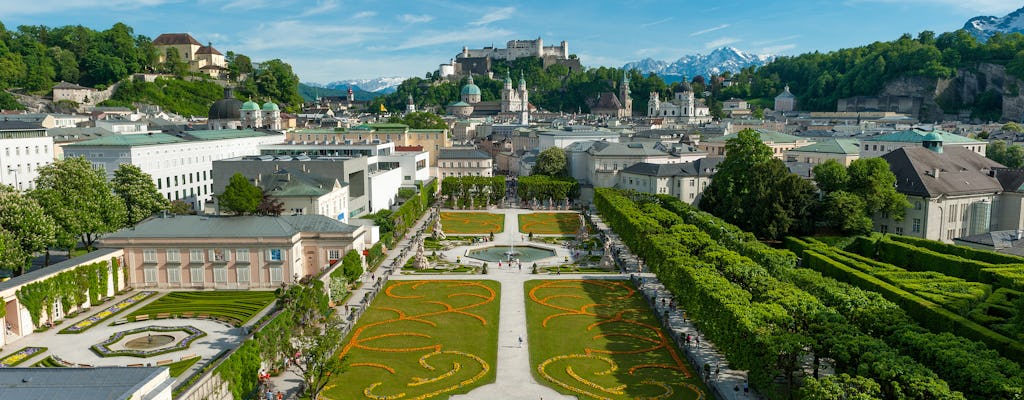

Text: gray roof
xmin=102 ymin=215 xmax=359 ymax=240
xmin=994 ymin=169 xmax=1024 ymax=193
xmin=48 ymin=127 xmax=115 ymax=143
xmin=438 ymin=148 xmax=491 ymax=160
xmin=955 ymin=230 xmax=1024 ymax=255
xmin=588 ymin=141 xmax=669 ymax=157
xmin=0 ymin=367 xmax=166 ymax=400
xmin=621 ymin=157 xmax=723 ymax=177
xmin=882 ymin=146 xmax=1005 ymax=197
xmin=0 ymin=120 xmax=45 ymax=131
xmin=0 ymin=248 xmax=121 ymax=293
xmin=564 ymin=140 xmax=598 ymax=152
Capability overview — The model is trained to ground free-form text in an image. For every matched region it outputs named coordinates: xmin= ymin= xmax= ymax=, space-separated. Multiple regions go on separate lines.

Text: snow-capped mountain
xmin=963 ymin=5 xmax=1024 ymax=41
xmin=623 ymin=47 xmax=774 ymax=78
xmin=305 ymin=77 xmax=407 ymax=94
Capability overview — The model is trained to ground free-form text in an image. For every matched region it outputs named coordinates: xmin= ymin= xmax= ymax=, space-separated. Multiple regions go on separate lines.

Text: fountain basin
xmin=466 ymin=245 xmax=557 ymax=262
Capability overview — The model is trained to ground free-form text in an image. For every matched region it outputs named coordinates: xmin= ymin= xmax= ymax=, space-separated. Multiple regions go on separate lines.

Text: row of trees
xmin=700 ymin=129 xmax=907 ymax=239
xmin=0 ymin=158 xmax=169 ymax=275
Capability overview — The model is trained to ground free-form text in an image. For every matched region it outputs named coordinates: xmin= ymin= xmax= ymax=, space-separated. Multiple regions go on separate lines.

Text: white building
xmin=537 ymin=127 xmax=620 ymax=150
xmin=0 ymin=121 xmax=54 ymax=190
xmin=96 ymin=117 xmax=151 ymax=134
xmin=63 ymin=129 xmax=284 ymax=211
xmin=619 ymin=157 xmax=722 ymax=205
xmin=459 ymin=38 xmax=568 ymax=61
xmin=648 ymin=81 xmax=712 ymax=124
xmin=859 ymin=129 xmax=987 ymax=158
xmin=437 ymin=148 xmax=493 ymax=181
xmin=583 ymin=141 xmax=703 ymax=187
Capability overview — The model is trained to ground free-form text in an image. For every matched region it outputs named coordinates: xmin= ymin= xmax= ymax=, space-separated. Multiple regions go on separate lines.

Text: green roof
xmin=65 ymin=133 xmax=186 ymax=147
xmin=262 ymin=102 xmax=280 ymax=111
xmin=241 ymin=100 xmax=260 ymax=111
xmin=790 ymin=138 xmax=860 ymax=155
xmin=186 ymin=129 xmax=272 ymax=140
xmin=368 ymin=123 xmax=410 ymax=131
xmin=448 ymin=101 xmax=471 ymax=107
xmin=707 ymin=129 xmax=805 ymax=144
xmin=461 ymin=83 xmax=481 ymax=96
xmin=862 ymin=129 xmax=978 ymax=144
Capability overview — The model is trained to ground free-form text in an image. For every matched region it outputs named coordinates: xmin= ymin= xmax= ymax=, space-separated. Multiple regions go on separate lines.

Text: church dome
xmin=461 ymin=79 xmax=481 ymax=96
xmin=262 ymin=102 xmax=280 ymax=111
xmin=922 ymin=131 xmax=943 ymax=142
xmin=209 ymin=97 xmax=243 ymax=120
xmin=674 ymin=80 xmax=692 ymax=93
xmin=241 ymin=100 xmax=261 ymax=111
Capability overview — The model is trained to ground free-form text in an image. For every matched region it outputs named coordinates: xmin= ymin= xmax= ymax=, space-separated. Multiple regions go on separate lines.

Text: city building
xmin=647 ymin=81 xmax=711 ymax=123
xmin=152 ymin=33 xmax=227 ymax=78
xmin=453 ymin=38 xmax=579 ymax=76
xmin=859 ymin=129 xmax=987 ymax=158
xmin=700 ymin=129 xmax=813 ymax=159
xmin=63 ymin=129 xmax=284 ymax=211
xmin=785 ymin=138 xmax=860 ymax=166
xmin=775 ymin=85 xmax=796 ymax=112
xmin=619 ymin=157 xmax=723 ymax=205
xmin=437 ymin=148 xmax=493 ymax=181
xmin=591 ymin=76 xmax=632 ymax=118
xmin=875 ymin=136 xmax=1009 ymax=242
xmin=100 ymin=214 xmax=367 ymax=289
xmin=583 ymin=141 xmax=702 ymax=187
xmin=536 ymin=126 xmax=620 ymax=150
xmin=286 ymin=124 xmax=451 ymax=165
xmin=0 ymin=121 xmax=53 ymax=190
xmin=51 ymin=81 xmax=99 ymax=104
xmin=0 ymin=367 xmax=172 ymax=400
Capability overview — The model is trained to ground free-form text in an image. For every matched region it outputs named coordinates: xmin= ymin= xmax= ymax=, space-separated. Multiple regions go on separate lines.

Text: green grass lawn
xmin=525 ymin=280 xmax=707 ymax=400
xmin=518 ymin=213 xmax=581 ymax=235
xmin=31 ymin=356 xmax=66 ymax=368
xmin=440 ymin=212 xmax=505 ymax=234
xmin=126 ymin=291 xmax=276 ymax=326
xmin=167 ymin=356 xmax=201 ymax=377
xmin=327 ymin=280 xmax=500 ymax=399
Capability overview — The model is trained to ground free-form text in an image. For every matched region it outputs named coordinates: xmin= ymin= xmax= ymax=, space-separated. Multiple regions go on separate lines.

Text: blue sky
xmin=0 ymin=0 xmax=1020 ymax=83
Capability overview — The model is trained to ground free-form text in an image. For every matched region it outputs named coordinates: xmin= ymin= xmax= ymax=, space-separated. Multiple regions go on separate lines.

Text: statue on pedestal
xmin=433 ymin=217 xmax=447 ymax=240
xmin=415 ymin=239 xmax=430 ymax=270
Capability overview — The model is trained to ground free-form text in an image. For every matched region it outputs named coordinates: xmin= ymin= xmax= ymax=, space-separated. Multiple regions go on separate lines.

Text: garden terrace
xmin=125 ymin=291 xmax=276 ymax=326
xmin=517 ymin=212 xmax=581 ymax=235
xmin=526 ymin=279 xmax=706 ymax=399
xmin=439 ymin=212 xmax=505 ymax=235
xmin=594 ymin=188 xmax=962 ymax=399
xmin=329 ymin=280 xmax=500 ymax=399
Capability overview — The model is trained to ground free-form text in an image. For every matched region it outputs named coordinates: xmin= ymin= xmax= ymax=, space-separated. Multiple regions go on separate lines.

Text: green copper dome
xmin=241 ymin=100 xmax=260 ymax=111
xmin=262 ymin=102 xmax=280 ymax=111
xmin=922 ymin=131 xmax=943 ymax=142
xmin=461 ymin=76 xmax=481 ymax=96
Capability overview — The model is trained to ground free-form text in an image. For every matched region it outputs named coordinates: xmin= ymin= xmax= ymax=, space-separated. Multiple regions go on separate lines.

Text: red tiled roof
xmin=395 ymin=145 xmax=423 ymax=152
xmin=197 ymin=45 xmax=223 ymax=56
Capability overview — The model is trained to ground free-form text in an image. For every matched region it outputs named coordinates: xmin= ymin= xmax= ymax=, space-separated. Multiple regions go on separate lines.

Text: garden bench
xmin=156 ymin=359 xmax=174 ymax=366
xmin=156 ymin=313 xmax=171 ymax=319
xmin=134 ymin=315 xmax=149 ymax=321
xmin=127 ymin=363 xmax=143 ymax=367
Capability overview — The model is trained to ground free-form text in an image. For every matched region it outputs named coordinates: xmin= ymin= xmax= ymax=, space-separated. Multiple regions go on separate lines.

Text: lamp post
xmin=7 ymin=166 xmax=18 ymax=190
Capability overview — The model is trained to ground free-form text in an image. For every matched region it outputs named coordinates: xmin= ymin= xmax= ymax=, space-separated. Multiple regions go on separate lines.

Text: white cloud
xmin=0 ymin=0 xmax=179 ymax=14
xmin=640 ymin=18 xmax=672 ymax=28
xmin=704 ymin=37 xmax=740 ymax=49
xmin=690 ymin=24 xmax=730 ymax=37
xmin=394 ymin=27 xmax=514 ymax=50
xmin=353 ymin=11 xmax=377 ymax=19
xmin=297 ymin=0 xmax=339 ymax=17
xmin=470 ymin=6 xmax=515 ymax=26
xmin=760 ymin=44 xmax=797 ymax=54
xmin=399 ymin=14 xmax=434 ymax=24
xmin=221 ymin=0 xmax=271 ymax=11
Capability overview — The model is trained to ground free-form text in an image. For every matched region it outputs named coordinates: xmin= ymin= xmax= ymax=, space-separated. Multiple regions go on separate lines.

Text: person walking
xmin=518 ymin=336 xmax=523 ymax=348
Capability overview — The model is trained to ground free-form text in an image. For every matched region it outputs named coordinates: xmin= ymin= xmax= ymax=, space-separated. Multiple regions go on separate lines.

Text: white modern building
xmin=536 ymin=127 xmax=620 ymax=150
xmin=63 ymin=129 xmax=284 ymax=210
xmin=0 ymin=121 xmax=54 ymax=190
xmin=437 ymin=148 xmax=493 ymax=181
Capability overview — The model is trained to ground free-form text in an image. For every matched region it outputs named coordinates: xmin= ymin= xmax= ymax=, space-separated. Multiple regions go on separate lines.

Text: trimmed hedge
xmin=890 ymin=235 xmax=1024 ymax=265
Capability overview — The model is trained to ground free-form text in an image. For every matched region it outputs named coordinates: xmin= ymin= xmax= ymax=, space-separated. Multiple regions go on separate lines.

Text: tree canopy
xmin=812 ymin=158 xmax=909 ymax=235
xmin=30 ymin=157 xmax=126 ymax=252
xmin=0 ymin=186 xmax=55 ymax=274
xmin=532 ymin=147 xmax=569 ymax=177
xmin=387 ymin=111 xmax=447 ymax=129
xmin=987 ymin=140 xmax=1024 ymax=168
xmin=112 ymin=163 xmax=169 ymax=225
xmin=219 ymin=173 xmax=261 ymax=215
xmin=699 ymin=129 xmax=815 ymax=239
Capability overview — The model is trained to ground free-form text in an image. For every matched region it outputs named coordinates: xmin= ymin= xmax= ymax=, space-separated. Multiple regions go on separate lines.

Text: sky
xmin=0 ymin=0 xmax=1021 ymax=84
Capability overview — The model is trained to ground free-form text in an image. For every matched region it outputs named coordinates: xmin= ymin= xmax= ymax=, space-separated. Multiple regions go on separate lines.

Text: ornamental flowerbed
xmin=526 ymin=280 xmax=706 ymax=400
xmin=328 ymin=280 xmax=500 ymax=399
xmin=91 ymin=325 xmax=206 ymax=358
xmin=126 ymin=291 xmax=276 ymax=327
xmin=0 ymin=346 xmax=46 ymax=367
xmin=59 ymin=291 xmax=157 ymax=334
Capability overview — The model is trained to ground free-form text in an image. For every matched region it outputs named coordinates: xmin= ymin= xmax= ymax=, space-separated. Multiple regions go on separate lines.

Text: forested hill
xmin=370 ymin=30 xmax=1024 ymax=122
xmin=0 ymin=21 xmax=302 ymax=115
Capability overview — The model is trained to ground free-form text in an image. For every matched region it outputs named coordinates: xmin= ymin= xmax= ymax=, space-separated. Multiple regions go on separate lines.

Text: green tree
xmin=79 ymin=50 xmax=127 ymax=87
xmin=987 ymin=140 xmax=1024 ymax=168
xmin=800 ymin=374 xmax=882 ymax=400
xmin=0 ymin=186 xmax=55 ymax=274
xmin=342 ymin=250 xmax=363 ymax=282
xmin=846 ymin=157 xmax=910 ymax=220
xmin=1003 ymin=122 xmax=1024 ymax=133
xmin=252 ymin=59 xmax=302 ymax=110
xmin=533 ymin=146 xmax=568 ymax=177
xmin=823 ymin=191 xmax=873 ymax=235
xmin=388 ymin=111 xmax=447 ymax=129
xmin=699 ymin=129 xmax=815 ymax=239
xmin=160 ymin=47 xmax=189 ymax=77
xmin=30 ymin=157 xmax=126 ymax=252
xmin=226 ymin=51 xmax=252 ymax=81
xmin=256 ymin=189 xmax=284 ymax=216
xmin=812 ymin=159 xmax=848 ymax=194
xmin=218 ymin=173 xmax=261 ymax=215
xmin=111 ymin=163 xmax=169 ymax=225
xmin=297 ymin=316 xmax=347 ymax=400
xmin=168 ymin=199 xmax=193 ymax=215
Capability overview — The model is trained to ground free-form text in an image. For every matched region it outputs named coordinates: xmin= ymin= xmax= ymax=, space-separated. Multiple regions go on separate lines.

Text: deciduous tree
xmin=0 ymin=186 xmax=55 ymax=274
xmin=532 ymin=146 xmax=568 ymax=177
xmin=218 ymin=173 xmax=261 ymax=215
xmin=112 ymin=163 xmax=169 ymax=225
xmin=30 ymin=157 xmax=125 ymax=252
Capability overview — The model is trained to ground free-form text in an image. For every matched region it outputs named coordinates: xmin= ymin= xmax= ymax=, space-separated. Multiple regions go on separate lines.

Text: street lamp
xmin=7 ymin=167 xmax=18 ymax=190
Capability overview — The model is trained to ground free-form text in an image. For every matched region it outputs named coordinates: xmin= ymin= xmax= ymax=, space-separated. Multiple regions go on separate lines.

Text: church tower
xmin=406 ymin=94 xmax=416 ymax=114
xmin=648 ymin=92 xmax=660 ymax=116
xmin=347 ymin=86 xmax=355 ymax=102
xmin=619 ymin=76 xmax=632 ymax=117
xmin=518 ymin=71 xmax=529 ymax=112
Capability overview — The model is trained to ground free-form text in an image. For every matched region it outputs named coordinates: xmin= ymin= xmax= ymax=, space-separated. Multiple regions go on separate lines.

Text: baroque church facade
xmin=648 ymin=80 xmax=712 ymax=124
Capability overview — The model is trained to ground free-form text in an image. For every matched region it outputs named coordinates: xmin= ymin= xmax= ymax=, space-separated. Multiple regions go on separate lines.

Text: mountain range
xmin=622 ymin=47 xmax=774 ymax=79
xmin=304 ymin=77 xmax=407 ymax=94
xmin=963 ymin=5 xmax=1024 ymax=41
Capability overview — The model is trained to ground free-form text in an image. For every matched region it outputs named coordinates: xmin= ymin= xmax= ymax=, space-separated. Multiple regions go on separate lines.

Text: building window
xmin=915 ymin=201 xmax=922 ymax=210
xmin=143 ymin=249 xmax=157 ymax=263
xmin=236 ymin=249 xmax=250 ymax=262
xmin=268 ymin=249 xmax=283 ymax=262
xmin=270 ymin=266 xmax=283 ymax=283
xmin=190 ymin=266 xmax=204 ymax=284
xmin=189 ymin=248 xmax=204 ymax=263
xmin=880 ymin=225 xmax=888 ymax=233
xmin=912 ymin=218 xmax=921 ymax=233
xmin=167 ymin=266 xmax=181 ymax=284
xmin=144 ymin=266 xmax=158 ymax=284
xmin=166 ymin=249 xmax=180 ymax=262
xmin=214 ymin=266 xmax=227 ymax=283
xmin=689 ymin=193 xmax=695 ymax=199
xmin=328 ymin=249 xmax=340 ymax=262
xmin=237 ymin=266 xmax=250 ymax=283
xmin=895 ymin=226 xmax=903 ymax=235
xmin=209 ymin=249 xmax=229 ymax=263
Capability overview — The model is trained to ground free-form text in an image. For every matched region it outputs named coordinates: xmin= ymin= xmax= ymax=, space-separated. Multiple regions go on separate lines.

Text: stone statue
xmin=433 ymin=217 xmax=447 ymax=240
xmin=600 ymin=240 xmax=615 ymax=271
xmin=577 ymin=214 xmax=589 ymax=243
xmin=470 ymin=195 xmax=475 ymax=210
xmin=415 ymin=239 xmax=430 ymax=270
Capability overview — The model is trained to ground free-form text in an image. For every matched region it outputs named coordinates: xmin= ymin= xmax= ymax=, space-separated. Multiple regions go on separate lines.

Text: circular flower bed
xmin=91 ymin=325 xmax=205 ymax=358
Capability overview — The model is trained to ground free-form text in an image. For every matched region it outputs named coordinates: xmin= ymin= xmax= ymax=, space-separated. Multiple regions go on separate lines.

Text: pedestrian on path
xmin=518 ymin=336 xmax=523 ymax=348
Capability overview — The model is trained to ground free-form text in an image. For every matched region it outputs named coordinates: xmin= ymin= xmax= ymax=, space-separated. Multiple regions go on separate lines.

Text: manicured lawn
xmin=31 ymin=356 xmax=67 ymax=368
xmin=518 ymin=212 xmax=581 ymax=235
xmin=525 ymin=280 xmax=707 ymax=400
xmin=328 ymin=280 xmax=500 ymax=399
xmin=126 ymin=291 xmax=276 ymax=326
xmin=168 ymin=356 xmax=201 ymax=377
xmin=440 ymin=212 xmax=504 ymax=234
